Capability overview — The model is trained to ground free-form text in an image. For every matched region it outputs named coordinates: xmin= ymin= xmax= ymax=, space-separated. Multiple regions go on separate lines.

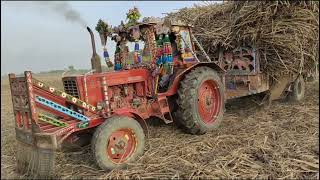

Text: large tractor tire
xmin=175 ymin=67 xmax=225 ymax=135
xmin=289 ymin=75 xmax=305 ymax=102
xmin=92 ymin=116 xmax=145 ymax=170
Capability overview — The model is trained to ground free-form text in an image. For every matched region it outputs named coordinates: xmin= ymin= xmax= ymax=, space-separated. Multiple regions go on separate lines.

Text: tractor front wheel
xmin=175 ymin=67 xmax=225 ymax=134
xmin=91 ymin=116 xmax=145 ymax=170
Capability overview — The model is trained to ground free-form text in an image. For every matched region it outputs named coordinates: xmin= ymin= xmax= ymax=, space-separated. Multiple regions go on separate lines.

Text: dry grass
xmin=1 ymin=74 xmax=318 ymax=179
xmin=167 ymin=1 xmax=319 ymax=80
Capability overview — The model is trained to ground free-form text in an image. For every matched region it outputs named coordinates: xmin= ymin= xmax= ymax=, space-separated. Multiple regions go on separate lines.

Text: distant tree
xmin=68 ymin=65 xmax=75 ymax=71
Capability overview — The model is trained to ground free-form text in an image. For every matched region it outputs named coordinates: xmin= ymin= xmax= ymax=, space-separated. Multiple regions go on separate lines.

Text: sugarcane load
xmin=8 ymin=4 xmax=314 ymax=178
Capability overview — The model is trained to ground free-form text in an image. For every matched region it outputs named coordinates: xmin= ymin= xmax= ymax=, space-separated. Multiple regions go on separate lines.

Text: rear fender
xmin=164 ymin=62 xmax=225 ymax=96
xmin=112 ymin=109 xmax=148 ymax=135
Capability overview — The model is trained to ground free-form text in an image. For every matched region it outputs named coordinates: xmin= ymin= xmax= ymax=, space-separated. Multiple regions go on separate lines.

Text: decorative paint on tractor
xmin=35 ymin=96 xmax=89 ymax=122
xmin=101 ymin=76 xmax=111 ymax=116
xmin=38 ymin=113 xmax=68 ymax=127
xmin=25 ymin=71 xmax=38 ymax=123
xmin=32 ymin=78 xmax=97 ymax=112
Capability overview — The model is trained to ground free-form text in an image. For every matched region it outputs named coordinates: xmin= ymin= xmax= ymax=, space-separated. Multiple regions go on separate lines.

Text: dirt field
xmin=1 ymin=74 xmax=319 ymax=179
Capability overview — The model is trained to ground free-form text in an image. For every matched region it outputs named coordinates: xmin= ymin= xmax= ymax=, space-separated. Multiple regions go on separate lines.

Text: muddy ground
xmin=1 ymin=74 xmax=319 ymax=179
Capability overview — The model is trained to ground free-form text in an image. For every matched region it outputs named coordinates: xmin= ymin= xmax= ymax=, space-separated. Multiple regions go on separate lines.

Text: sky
xmin=1 ymin=1 xmax=205 ymax=75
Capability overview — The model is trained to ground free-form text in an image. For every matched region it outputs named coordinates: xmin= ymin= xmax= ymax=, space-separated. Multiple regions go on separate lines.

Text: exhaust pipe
xmin=87 ymin=26 xmax=102 ymax=73
xmin=87 ymin=27 xmax=97 ymax=56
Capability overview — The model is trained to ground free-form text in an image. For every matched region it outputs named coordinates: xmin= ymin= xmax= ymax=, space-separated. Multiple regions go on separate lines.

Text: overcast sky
xmin=1 ymin=1 xmax=204 ymax=75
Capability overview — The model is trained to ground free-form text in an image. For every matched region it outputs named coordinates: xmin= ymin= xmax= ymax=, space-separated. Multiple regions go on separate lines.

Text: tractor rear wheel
xmin=289 ymin=75 xmax=305 ymax=102
xmin=175 ymin=67 xmax=224 ymax=134
xmin=91 ymin=116 xmax=145 ymax=170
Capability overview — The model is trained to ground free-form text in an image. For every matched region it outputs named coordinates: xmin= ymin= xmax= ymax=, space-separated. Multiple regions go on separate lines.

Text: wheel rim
xmin=106 ymin=128 xmax=137 ymax=163
xmin=197 ymin=79 xmax=221 ymax=124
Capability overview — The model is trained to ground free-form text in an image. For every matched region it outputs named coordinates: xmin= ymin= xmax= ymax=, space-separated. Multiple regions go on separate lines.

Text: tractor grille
xmin=63 ymin=79 xmax=80 ymax=98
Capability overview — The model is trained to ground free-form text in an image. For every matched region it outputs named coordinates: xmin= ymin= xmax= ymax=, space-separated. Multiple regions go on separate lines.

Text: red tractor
xmin=8 ymin=18 xmax=305 ymax=177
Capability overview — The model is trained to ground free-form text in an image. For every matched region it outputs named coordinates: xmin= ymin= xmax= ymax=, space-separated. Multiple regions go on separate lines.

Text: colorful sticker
xmin=180 ymin=30 xmax=192 ymax=52
xmin=77 ymin=122 xmax=89 ymax=129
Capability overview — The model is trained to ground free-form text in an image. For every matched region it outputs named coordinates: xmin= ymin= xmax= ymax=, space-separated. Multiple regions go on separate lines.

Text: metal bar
xmin=38 ymin=113 xmax=68 ymax=127
xmin=35 ymin=96 xmax=89 ymax=122
xmin=191 ymin=33 xmax=212 ymax=62
xmin=180 ymin=34 xmax=200 ymax=62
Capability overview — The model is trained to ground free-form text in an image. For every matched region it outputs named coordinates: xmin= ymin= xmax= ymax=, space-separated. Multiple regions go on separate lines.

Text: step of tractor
xmin=157 ymin=96 xmax=173 ymax=124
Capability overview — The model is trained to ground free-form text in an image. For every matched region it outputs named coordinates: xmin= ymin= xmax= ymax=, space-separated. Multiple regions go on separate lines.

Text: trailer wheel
xmin=176 ymin=67 xmax=225 ymax=134
xmin=290 ymin=75 xmax=305 ymax=102
xmin=92 ymin=116 xmax=145 ymax=170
